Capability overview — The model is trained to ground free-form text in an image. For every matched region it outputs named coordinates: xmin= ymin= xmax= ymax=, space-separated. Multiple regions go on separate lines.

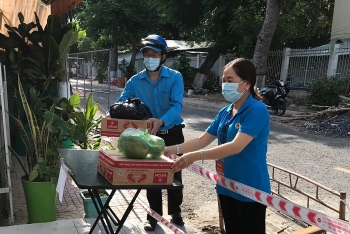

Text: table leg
xmin=88 ymin=189 xmax=142 ymax=234
xmin=88 ymin=189 xmax=114 ymax=234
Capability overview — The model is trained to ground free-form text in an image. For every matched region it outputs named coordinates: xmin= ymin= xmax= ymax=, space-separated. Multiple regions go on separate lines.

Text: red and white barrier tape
xmin=93 ymin=103 xmax=349 ymax=233
xmin=127 ymin=190 xmax=185 ymax=234
xmin=168 ymin=154 xmax=350 ymax=234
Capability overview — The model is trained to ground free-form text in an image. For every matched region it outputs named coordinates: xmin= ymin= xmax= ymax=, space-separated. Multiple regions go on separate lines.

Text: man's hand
xmin=148 ymin=118 xmax=163 ymax=135
xmin=163 ymin=146 xmax=174 ymax=156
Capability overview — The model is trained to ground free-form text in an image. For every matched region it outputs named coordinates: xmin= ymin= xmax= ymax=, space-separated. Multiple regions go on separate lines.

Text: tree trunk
xmin=192 ymin=50 xmax=221 ymax=88
xmin=252 ymin=0 xmax=280 ymax=88
xmin=109 ymin=39 xmax=118 ymax=80
xmin=128 ymin=38 xmax=137 ymax=72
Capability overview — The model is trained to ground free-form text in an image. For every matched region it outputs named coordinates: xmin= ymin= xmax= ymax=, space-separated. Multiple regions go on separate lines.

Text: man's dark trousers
xmin=146 ymin=128 xmax=184 ymax=223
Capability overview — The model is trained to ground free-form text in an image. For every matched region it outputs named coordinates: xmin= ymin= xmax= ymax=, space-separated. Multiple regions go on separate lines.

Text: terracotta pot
xmin=116 ymin=77 xmax=126 ymax=88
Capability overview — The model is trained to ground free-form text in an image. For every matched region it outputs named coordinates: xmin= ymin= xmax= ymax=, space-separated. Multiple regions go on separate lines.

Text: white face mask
xmin=144 ymin=58 xmax=160 ymax=71
xmin=222 ymin=81 xmax=245 ymax=103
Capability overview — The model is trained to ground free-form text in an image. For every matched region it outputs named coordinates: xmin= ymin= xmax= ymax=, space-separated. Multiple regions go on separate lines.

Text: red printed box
xmin=97 ymin=150 xmax=174 ymax=185
xmin=101 ymin=117 xmax=152 ymax=137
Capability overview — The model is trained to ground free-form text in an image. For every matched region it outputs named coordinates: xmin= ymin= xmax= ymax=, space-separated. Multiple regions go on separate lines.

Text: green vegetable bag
xmin=118 ymin=128 xmax=165 ymax=159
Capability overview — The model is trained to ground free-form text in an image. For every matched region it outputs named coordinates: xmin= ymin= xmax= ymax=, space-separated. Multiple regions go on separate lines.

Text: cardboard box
xmin=101 ymin=117 xmax=152 ymax=137
xmin=98 ymin=150 xmax=174 ymax=185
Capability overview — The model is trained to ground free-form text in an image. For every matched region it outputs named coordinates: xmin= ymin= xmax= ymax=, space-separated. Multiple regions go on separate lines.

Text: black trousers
xmin=146 ymin=128 xmax=184 ymax=223
xmin=219 ymin=194 xmax=266 ymax=234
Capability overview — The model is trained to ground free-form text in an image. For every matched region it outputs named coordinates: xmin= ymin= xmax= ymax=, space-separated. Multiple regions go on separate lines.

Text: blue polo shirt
xmin=116 ymin=66 xmax=184 ymax=130
xmin=206 ymin=95 xmax=271 ymax=202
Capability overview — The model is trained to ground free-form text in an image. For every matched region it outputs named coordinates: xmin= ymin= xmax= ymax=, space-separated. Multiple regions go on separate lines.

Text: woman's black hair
xmin=223 ymin=58 xmax=262 ymax=100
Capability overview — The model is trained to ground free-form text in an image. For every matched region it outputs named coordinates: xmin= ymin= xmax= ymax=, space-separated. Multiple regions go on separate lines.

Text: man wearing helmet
xmin=114 ymin=34 xmax=185 ymax=231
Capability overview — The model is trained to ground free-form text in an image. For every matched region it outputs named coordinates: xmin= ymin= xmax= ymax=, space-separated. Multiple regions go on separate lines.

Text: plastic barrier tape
xmin=168 ymin=154 xmax=350 ymax=234
xmin=127 ymin=190 xmax=185 ymax=234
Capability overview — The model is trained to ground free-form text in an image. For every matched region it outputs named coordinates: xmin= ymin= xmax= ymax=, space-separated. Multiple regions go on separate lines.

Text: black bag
xmin=109 ymin=98 xmax=153 ymax=120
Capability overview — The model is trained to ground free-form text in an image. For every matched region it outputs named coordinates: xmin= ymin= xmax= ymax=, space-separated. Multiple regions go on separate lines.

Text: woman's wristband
xmin=199 ymin=151 xmax=204 ymax=164
xmin=175 ymin=144 xmax=180 ymax=154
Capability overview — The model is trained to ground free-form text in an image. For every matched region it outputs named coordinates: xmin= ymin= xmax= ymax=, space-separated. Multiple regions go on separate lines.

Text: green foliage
xmin=118 ymin=59 xmax=136 ymax=79
xmin=172 ymin=53 xmax=193 ymax=86
xmin=8 ymin=77 xmax=68 ymax=182
xmin=153 ymin=0 xmax=334 ymax=57
xmin=76 ymin=0 xmax=160 ymax=49
xmin=0 ymin=12 xmax=83 ymax=90
xmin=56 ymin=93 xmax=101 ymax=150
xmin=308 ymin=76 xmax=341 ymax=106
xmin=333 ymin=77 xmax=350 ymax=96
xmin=92 ymin=52 xmax=109 ymax=82
xmin=273 ymin=0 xmax=334 ymax=48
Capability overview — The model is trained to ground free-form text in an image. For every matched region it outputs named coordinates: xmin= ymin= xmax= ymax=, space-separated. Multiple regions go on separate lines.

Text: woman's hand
xmin=171 ymin=152 xmax=197 ymax=173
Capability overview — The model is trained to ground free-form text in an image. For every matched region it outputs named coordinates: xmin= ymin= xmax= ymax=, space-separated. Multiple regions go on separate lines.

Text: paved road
xmin=81 ymin=87 xmax=350 ymax=230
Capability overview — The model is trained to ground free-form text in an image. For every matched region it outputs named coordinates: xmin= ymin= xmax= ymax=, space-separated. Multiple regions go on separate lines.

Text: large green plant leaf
xmin=77 ymin=31 xmax=87 ymax=40
xmin=59 ymin=30 xmax=78 ymax=60
xmin=85 ymin=93 xmax=94 ymax=121
xmin=44 ymin=15 xmax=61 ymax=44
xmin=42 ymin=34 xmax=59 ymax=67
xmin=69 ymin=93 xmax=80 ymax=107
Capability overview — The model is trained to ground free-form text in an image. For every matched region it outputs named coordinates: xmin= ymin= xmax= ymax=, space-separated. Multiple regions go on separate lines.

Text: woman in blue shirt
xmin=165 ymin=58 xmax=271 ymax=233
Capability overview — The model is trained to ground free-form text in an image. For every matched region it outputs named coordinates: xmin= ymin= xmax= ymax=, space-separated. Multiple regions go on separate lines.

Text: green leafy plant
xmin=8 ymin=77 xmax=70 ymax=182
xmin=0 ymin=12 xmax=85 ymax=92
xmin=95 ymin=65 xmax=107 ymax=83
xmin=172 ymin=53 xmax=193 ymax=86
xmin=118 ymin=59 xmax=136 ymax=79
xmin=308 ymin=76 xmax=341 ymax=106
xmin=57 ymin=93 xmax=101 ymax=149
xmin=333 ymin=76 xmax=350 ymax=96
xmin=92 ymin=52 xmax=109 ymax=83
xmin=81 ymin=189 xmax=108 ymax=198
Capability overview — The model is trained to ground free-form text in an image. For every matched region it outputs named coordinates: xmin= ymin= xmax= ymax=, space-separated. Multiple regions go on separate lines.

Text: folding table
xmin=58 ymin=149 xmax=183 ymax=234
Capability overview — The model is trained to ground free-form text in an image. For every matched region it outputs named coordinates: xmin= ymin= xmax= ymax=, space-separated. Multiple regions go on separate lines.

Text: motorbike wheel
xmin=274 ymin=99 xmax=286 ymax=116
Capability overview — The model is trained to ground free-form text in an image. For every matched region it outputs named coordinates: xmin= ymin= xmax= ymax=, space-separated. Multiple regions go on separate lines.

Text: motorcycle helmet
xmin=140 ymin=34 xmax=168 ymax=54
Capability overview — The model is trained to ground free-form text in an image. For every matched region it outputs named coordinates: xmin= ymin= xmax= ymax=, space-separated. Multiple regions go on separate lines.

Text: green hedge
xmin=308 ymin=76 xmax=344 ymax=106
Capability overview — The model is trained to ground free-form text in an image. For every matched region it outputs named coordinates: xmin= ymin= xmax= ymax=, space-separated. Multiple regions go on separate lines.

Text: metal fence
xmin=266 ymin=49 xmax=283 ymax=84
xmin=67 ymin=49 xmax=112 ymax=107
xmin=267 ymin=44 xmax=350 ymax=89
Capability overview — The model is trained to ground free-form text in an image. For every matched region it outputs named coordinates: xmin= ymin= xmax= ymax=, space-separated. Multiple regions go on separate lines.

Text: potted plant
xmin=172 ymin=52 xmax=193 ymax=90
xmin=8 ymin=77 xmax=71 ymax=223
xmin=56 ymin=93 xmax=107 ymax=218
xmin=80 ymin=189 xmax=109 ymax=218
xmin=57 ymin=93 xmax=102 ymax=150
xmin=0 ymin=12 xmax=84 ymax=223
xmin=118 ymin=59 xmax=136 ymax=87
xmin=92 ymin=53 xmax=109 ymax=84
xmin=95 ymin=66 xmax=106 ymax=84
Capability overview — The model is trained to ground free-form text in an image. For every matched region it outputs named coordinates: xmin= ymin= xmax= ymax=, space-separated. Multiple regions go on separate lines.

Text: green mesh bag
xmin=117 ymin=128 xmax=165 ymax=159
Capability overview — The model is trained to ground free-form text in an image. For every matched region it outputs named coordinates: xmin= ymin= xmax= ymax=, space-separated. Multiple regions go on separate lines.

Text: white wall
xmin=331 ymin=0 xmax=350 ymax=42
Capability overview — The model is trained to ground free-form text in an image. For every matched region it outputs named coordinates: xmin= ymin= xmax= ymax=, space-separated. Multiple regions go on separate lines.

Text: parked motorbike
xmin=258 ymin=80 xmax=290 ymax=116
